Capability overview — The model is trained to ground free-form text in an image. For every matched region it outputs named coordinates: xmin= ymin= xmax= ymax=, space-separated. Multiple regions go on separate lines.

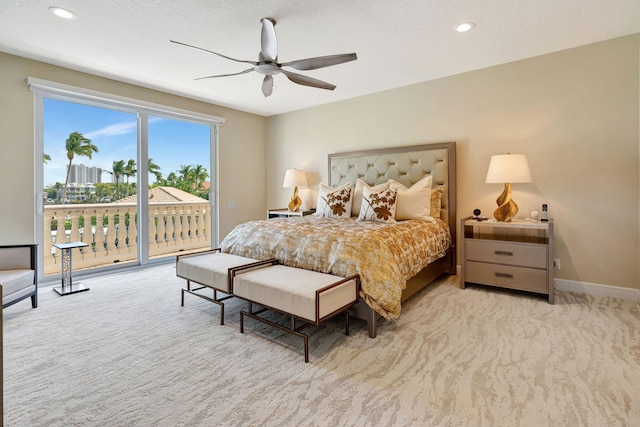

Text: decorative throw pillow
xmin=357 ymin=187 xmax=398 ymax=223
xmin=352 ymin=179 xmax=390 ymax=217
xmin=388 ymin=175 xmax=433 ymax=221
xmin=431 ymin=187 xmax=444 ymax=219
xmin=316 ymin=182 xmax=354 ymax=218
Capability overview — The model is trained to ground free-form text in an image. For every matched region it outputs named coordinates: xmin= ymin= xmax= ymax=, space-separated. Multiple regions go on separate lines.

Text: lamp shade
xmin=485 ymin=154 xmax=532 ymax=183
xmin=282 ymin=169 xmax=308 ymax=188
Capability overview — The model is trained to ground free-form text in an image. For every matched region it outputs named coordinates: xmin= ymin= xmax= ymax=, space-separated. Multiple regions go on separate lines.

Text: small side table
xmin=53 ymin=241 xmax=90 ymax=296
xmin=267 ymin=208 xmax=315 ymax=219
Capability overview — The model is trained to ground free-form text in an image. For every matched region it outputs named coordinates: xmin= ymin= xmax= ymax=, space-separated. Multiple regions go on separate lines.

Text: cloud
xmin=84 ymin=116 xmax=166 ymax=139
xmin=85 ymin=121 xmax=137 ymax=139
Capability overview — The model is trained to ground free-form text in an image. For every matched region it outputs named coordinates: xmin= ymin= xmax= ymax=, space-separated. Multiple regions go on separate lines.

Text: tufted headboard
xmin=328 ymin=141 xmax=456 ymax=233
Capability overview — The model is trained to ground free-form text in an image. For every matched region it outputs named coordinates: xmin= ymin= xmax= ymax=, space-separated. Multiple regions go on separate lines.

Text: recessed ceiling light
xmin=49 ymin=6 xmax=77 ymax=20
xmin=455 ymin=22 xmax=475 ymax=33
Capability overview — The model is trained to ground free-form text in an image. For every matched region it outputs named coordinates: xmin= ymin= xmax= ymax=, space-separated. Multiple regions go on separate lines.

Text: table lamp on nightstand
xmin=283 ymin=169 xmax=308 ymax=212
xmin=485 ymin=153 xmax=532 ymax=222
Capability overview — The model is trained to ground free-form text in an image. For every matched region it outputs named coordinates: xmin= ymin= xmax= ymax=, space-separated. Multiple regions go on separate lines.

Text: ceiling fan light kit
xmin=171 ymin=17 xmax=357 ymax=97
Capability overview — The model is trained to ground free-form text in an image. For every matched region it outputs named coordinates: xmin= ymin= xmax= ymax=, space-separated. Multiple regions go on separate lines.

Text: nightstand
xmin=461 ymin=217 xmax=554 ymax=303
xmin=267 ymin=208 xmax=315 ymax=219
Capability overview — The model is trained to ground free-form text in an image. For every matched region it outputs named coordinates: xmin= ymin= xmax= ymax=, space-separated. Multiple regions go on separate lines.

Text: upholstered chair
xmin=0 ymin=244 xmax=38 ymax=309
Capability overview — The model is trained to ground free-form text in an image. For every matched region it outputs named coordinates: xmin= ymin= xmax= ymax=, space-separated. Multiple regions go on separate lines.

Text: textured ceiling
xmin=1 ymin=0 xmax=638 ymax=116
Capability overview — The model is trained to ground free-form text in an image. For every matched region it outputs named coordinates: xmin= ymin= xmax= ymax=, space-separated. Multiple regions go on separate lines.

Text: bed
xmin=221 ymin=142 xmax=456 ymax=337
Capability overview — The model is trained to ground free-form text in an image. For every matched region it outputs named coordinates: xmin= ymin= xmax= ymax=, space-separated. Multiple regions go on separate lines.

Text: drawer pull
xmin=494 ymin=250 xmax=513 ymax=256
xmin=495 ymin=272 xmax=514 ymax=279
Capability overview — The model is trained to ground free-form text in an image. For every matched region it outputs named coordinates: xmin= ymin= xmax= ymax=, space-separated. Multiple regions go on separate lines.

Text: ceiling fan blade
xmin=280 ymin=70 xmax=336 ymax=91
xmin=170 ymin=40 xmax=257 ymax=65
xmin=260 ymin=18 xmax=278 ymax=62
xmin=281 ymin=53 xmax=358 ymax=71
xmin=262 ymin=75 xmax=274 ymax=97
xmin=194 ymin=68 xmax=255 ymax=80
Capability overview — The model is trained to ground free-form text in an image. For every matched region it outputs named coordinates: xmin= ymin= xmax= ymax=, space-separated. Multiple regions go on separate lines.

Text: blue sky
xmin=43 ymin=98 xmax=210 ymax=187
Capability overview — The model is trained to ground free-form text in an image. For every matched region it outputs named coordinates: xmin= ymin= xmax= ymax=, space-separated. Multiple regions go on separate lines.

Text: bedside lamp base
xmin=493 ymin=182 xmax=518 ymax=222
xmin=287 ymin=186 xmax=302 ymax=212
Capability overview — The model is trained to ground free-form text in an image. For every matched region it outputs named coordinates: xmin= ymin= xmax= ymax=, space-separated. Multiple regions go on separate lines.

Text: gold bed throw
xmin=220 ymin=216 xmax=452 ymax=320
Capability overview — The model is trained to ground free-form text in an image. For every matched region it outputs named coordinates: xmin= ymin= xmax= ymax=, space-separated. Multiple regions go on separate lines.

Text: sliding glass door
xmin=32 ymin=80 xmax=222 ymax=279
xmin=147 ymin=115 xmax=212 ymax=260
xmin=43 ymin=99 xmax=140 ymax=274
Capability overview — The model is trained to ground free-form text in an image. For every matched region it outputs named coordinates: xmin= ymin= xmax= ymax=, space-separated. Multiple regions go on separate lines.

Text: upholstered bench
xmin=176 ymin=249 xmax=273 ymax=325
xmin=231 ymin=261 xmax=360 ymax=362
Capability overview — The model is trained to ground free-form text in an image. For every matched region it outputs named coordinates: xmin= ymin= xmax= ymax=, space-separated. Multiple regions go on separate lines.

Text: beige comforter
xmin=220 ymin=215 xmax=452 ymax=320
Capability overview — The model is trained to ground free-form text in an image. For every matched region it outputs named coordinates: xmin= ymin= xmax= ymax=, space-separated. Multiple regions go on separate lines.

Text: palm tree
xmin=148 ymin=158 xmax=162 ymax=184
xmin=43 ymin=153 xmax=51 ymax=164
xmin=111 ymin=160 xmax=126 ymax=200
xmin=164 ymin=172 xmax=178 ymax=187
xmin=192 ymin=164 xmax=209 ymax=190
xmin=178 ymin=164 xmax=194 ymax=191
xmin=61 ymin=132 xmax=98 ymax=203
xmin=123 ymin=159 xmax=137 ymax=196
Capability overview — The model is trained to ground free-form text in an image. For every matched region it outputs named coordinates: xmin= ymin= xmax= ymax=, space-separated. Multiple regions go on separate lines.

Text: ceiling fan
xmin=170 ymin=18 xmax=357 ymax=97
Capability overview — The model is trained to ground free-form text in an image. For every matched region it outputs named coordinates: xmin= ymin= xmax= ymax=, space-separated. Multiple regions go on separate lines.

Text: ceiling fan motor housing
xmin=254 ymin=63 xmax=281 ymax=75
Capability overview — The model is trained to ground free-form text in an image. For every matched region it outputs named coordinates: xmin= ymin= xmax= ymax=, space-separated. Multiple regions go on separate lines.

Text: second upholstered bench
xmin=231 ymin=261 xmax=360 ymax=362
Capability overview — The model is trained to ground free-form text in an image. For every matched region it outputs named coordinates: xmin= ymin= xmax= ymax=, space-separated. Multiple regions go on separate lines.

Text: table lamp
xmin=283 ymin=169 xmax=308 ymax=212
xmin=485 ymin=153 xmax=532 ymax=222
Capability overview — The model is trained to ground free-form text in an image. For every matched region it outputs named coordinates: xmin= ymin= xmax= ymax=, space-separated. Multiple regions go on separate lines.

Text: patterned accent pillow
xmin=316 ymin=182 xmax=354 ymax=218
xmin=352 ymin=179 xmax=390 ymax=217
xmin=357 ymin=187 xmax=398 ymax=223
xmin=431 ymin=187 xmax=444 ymax=219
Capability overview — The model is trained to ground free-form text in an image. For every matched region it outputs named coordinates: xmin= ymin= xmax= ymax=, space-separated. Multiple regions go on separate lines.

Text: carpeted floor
xmin=3 ymin=263 xmax=639 ymax=426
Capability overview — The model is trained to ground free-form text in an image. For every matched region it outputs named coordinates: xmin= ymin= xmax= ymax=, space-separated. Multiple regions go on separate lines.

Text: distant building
xmin=61 ymin=183 xmax=96 ymax=202
xmin=86 ymin=166 xmax=102 ymax=184
xmin=69 ymin=163 xmax=102 ymax=184
xmin=62 ymin=163 xmax=101 ymax=201
xmin=69 ymin=164 xmax=85 ymax=184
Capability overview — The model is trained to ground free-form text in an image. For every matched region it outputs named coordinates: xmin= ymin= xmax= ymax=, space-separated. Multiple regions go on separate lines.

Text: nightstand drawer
xmin=466 ymin=261 xmax=548 ymax=293
xmin=466 ymin=240 xmax=547 ymax=269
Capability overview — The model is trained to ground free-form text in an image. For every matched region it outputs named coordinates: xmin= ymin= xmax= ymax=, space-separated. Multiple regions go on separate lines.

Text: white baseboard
xmin=554 ymin=278 xmax=640 ymax=302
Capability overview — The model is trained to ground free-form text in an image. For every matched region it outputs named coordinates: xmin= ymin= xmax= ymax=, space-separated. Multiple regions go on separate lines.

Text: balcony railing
xmin=43 ymin=201 xmax=210 ymax=275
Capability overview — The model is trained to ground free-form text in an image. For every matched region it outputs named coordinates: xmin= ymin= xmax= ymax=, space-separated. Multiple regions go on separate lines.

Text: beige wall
xmin=2 ymin=34 xmax=639 ymax=291
xmin=0 ymin=52 xmax=267 ymax=245
xmin=266 ymin=35 xmax=640 ymax=291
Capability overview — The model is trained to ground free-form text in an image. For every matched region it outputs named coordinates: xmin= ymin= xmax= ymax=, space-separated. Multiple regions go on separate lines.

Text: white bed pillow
xmin=357 ymin=186 xmax=397 ymax=223
xmin=352 ymin=179 xmax=390 ymax=217
xmin=388 ymin=175 xmax=434 ymax=222
xmin=316 ymin=182 xmax=354 ymax=218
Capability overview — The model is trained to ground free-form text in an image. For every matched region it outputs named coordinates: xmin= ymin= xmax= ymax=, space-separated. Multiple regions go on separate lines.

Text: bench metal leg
xmin=303 ymin=334 xmax=309 ymax=363
xmin=181 ymin=281 xmax=187 ymax=306
xmin=345 ymin=312 xmax=350 ymax=336
xmin=240 ymin=302 xmax=312 ymax=363
xmin=181 ymin=280 xmax=232 ymax=325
